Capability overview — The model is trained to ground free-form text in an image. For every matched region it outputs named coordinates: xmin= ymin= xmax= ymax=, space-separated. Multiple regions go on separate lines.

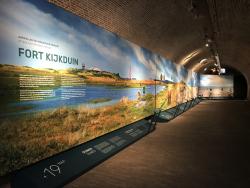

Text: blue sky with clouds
xmin=0 ymin=0 xmax=198 ymax=84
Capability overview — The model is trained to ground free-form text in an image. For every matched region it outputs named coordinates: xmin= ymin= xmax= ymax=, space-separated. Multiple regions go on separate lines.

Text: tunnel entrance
xmin=222 ymin=66 xmax=248 ymax=100
xmin=233 ymin=73 xmax=247 ymax=99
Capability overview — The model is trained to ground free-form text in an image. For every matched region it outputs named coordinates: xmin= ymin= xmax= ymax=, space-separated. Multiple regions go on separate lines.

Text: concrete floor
xmin=64 ymin=100 xmax=250 ymax=188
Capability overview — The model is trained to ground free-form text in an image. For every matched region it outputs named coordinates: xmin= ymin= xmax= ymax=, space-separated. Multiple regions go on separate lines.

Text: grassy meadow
xmin=156 ymin=82 xmax=198 ymax=111
xmin=0 ymin=64 xmax=197 ymax=176
xmin=0 ymin=94 xmax=154 ymax=176
xmin=0 ymin=64 xmax=156 ymax=176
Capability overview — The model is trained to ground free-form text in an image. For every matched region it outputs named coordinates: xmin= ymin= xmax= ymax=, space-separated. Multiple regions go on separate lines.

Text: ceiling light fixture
xmin=200 ymin=58 xmax=208 ymax=64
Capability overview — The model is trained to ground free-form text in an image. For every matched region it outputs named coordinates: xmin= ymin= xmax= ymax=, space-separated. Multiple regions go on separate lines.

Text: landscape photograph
xmin=0 ymin=0 xmax=199 ymax=176
xmin=0 ymin=0 xmax=159 ymax=176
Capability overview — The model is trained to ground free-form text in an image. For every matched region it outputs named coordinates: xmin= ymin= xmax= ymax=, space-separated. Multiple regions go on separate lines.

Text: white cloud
xmin=128 ymin=42 xmax=156 ymax=78
xmin=0 ymin=0 xmax=134 ymax=74
xmin=0 ymin=0 xmax=196 ymax=82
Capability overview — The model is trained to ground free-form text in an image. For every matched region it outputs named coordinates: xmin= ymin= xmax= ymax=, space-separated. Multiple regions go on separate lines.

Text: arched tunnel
xmin=0 ymin=0 xmax=250 ymax=188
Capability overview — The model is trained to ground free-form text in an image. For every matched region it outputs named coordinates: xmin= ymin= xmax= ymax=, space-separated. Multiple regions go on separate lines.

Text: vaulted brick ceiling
xmin=49 ymin=0 xmax=250 ymax=92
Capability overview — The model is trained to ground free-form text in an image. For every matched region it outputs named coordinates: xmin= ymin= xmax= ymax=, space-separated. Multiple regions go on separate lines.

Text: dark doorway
xmin=221 ymin=65 xmax=248 ymax=99
xmin=233 ymin=73 xmax=247 ymax=99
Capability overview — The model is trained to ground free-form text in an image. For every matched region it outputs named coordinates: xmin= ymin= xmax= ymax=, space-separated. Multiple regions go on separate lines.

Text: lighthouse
xmin=82 ymin=63 xmax=85 ymax=70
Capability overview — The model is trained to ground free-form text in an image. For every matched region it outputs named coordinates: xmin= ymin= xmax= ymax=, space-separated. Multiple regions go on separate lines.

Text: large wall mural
xmin=0 ymin=0 xmax=199 ymax=176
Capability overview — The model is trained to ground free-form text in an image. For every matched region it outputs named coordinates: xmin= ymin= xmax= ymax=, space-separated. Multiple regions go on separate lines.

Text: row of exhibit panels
xmin=0 ymin=0 xmax=233 ymax=177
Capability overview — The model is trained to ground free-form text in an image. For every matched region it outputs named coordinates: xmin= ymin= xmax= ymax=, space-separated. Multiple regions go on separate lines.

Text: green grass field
xmin=0 ymin=95 xmax=154 ymax=176
xmin=0 ymin=64 xmax=197 ymax=176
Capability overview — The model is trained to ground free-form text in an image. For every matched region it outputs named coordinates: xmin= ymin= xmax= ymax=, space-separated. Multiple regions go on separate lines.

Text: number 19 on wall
xmin=43 ymin=160 xmax=65 ymax=178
